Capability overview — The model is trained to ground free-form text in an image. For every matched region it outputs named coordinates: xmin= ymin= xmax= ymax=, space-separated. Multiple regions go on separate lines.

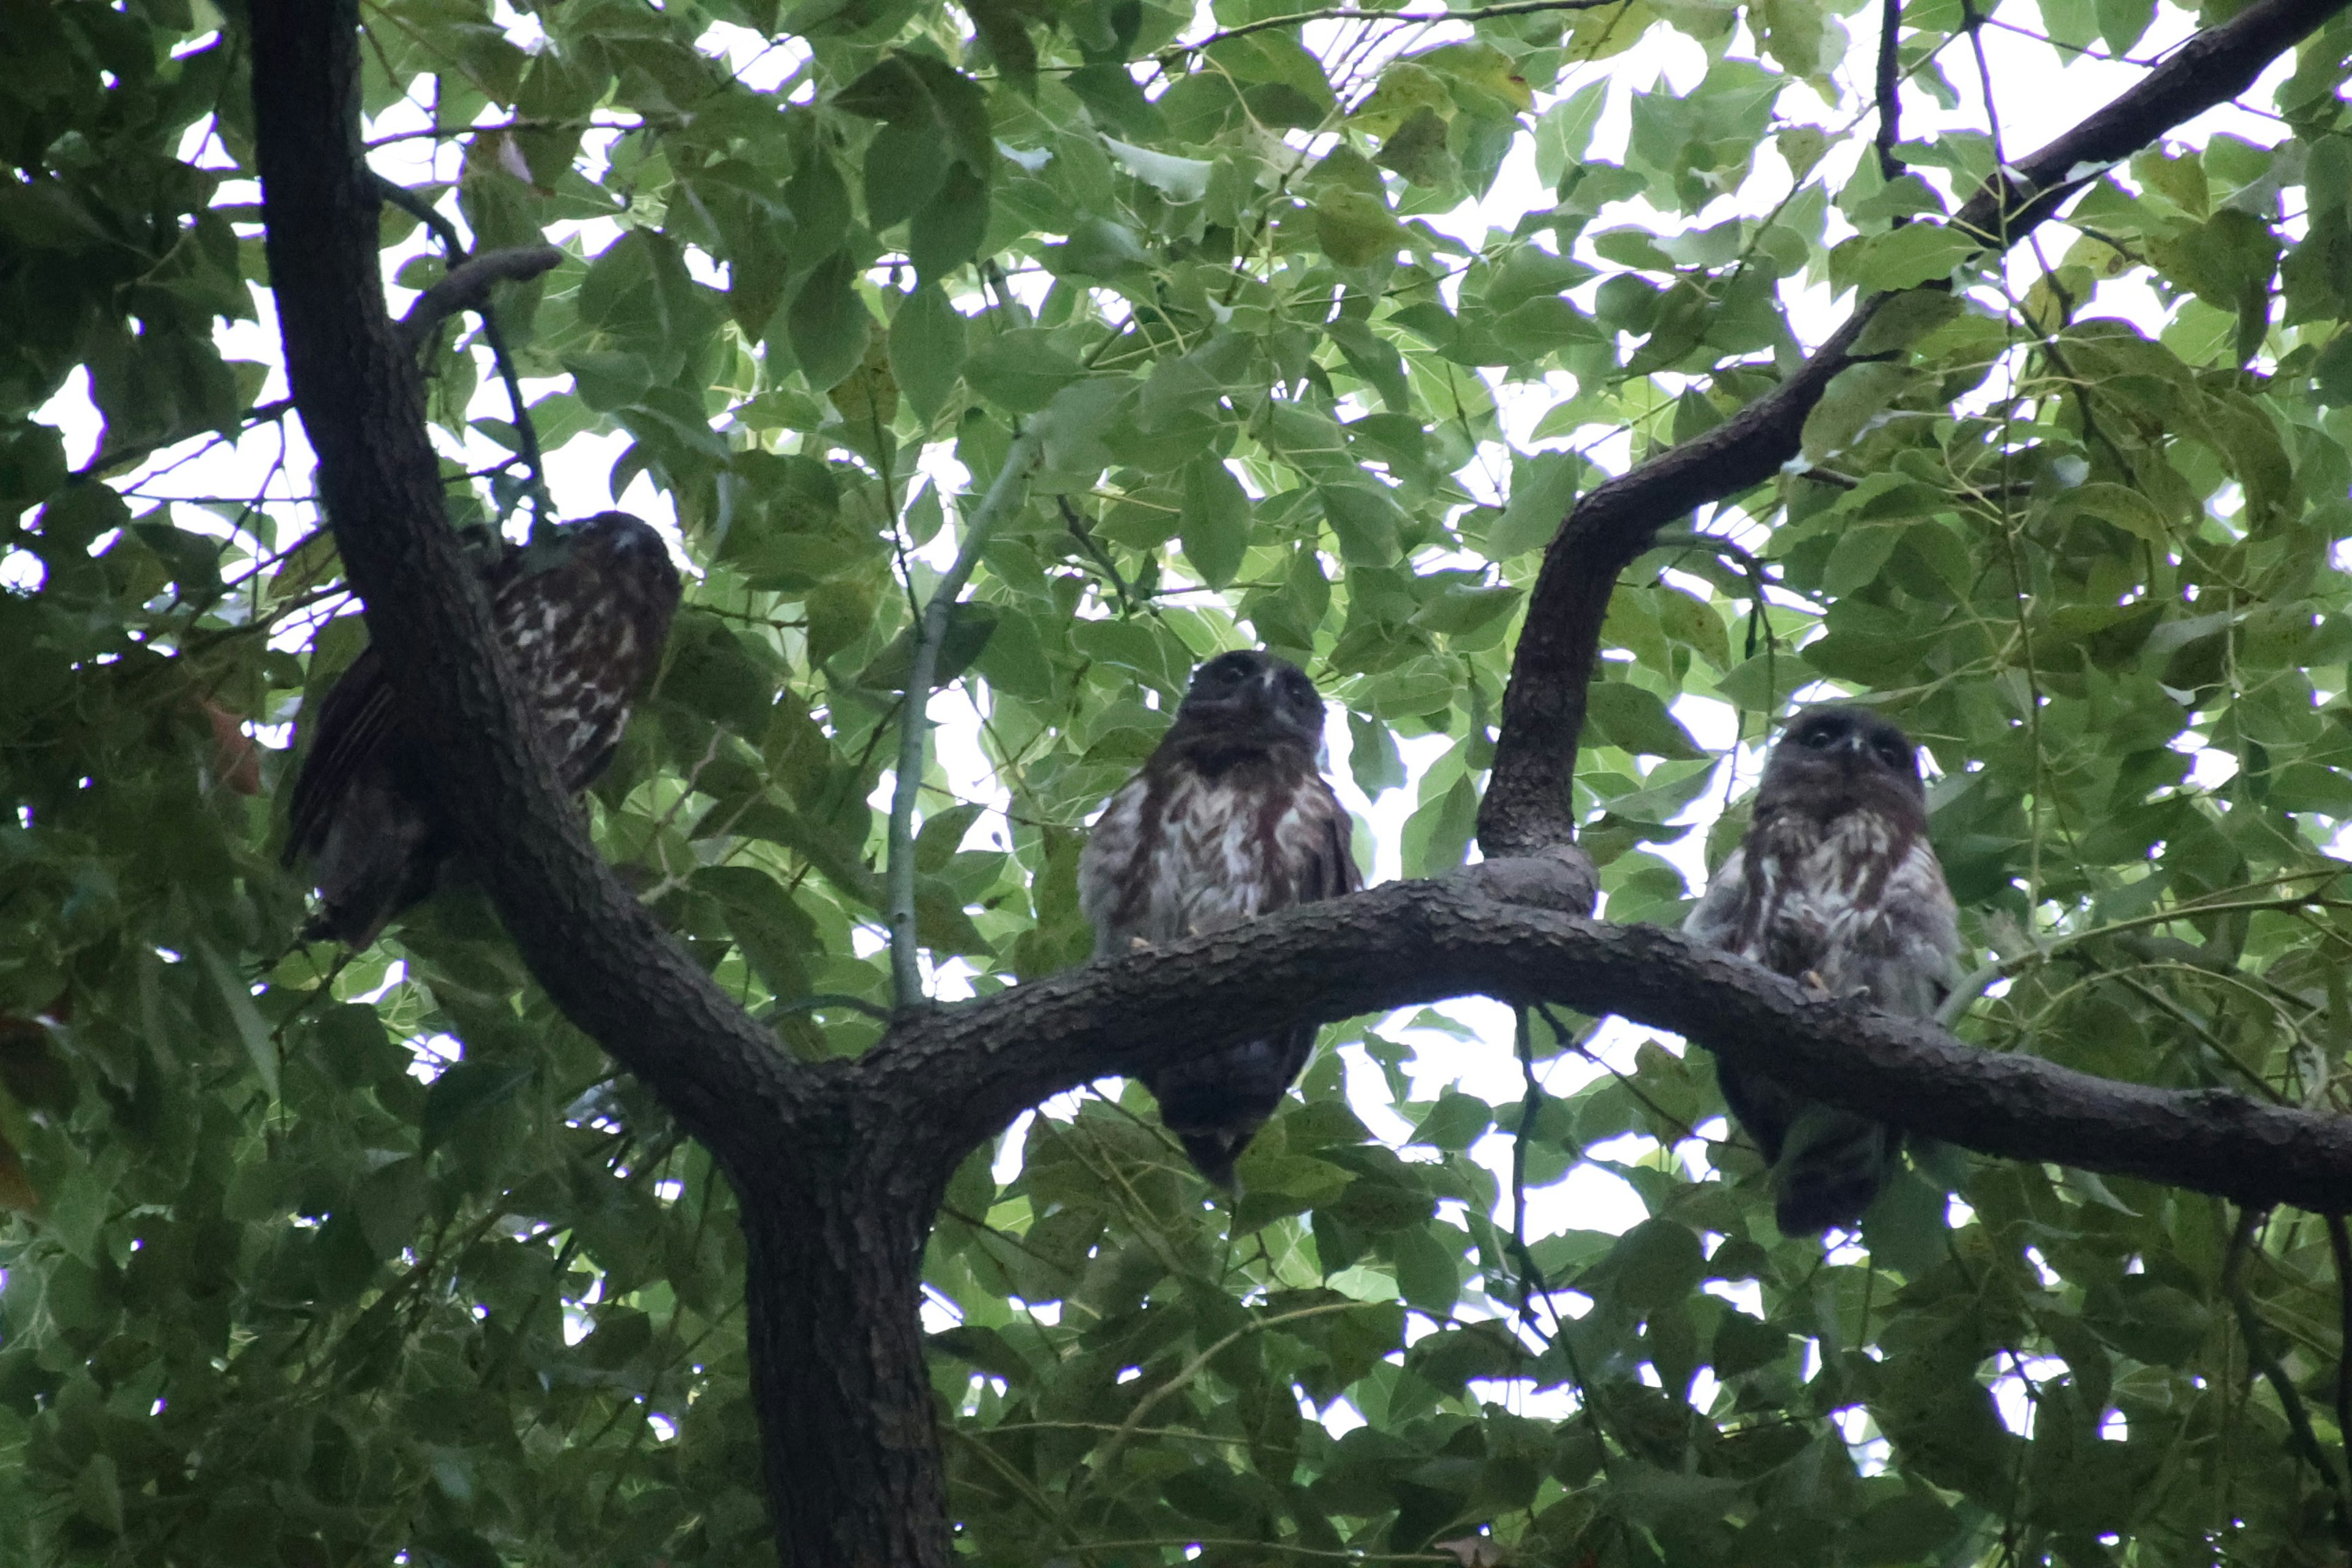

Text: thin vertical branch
xmin=1509 ymin=1006 xmax=1555 ymax=1340
xmin=1874 ymin=0 xmax=1904 ymax=184
xmin=886 ymin=415 xmax=1053 ymax=1008
xmin=2329 ymin=1215 xmax=2352 ymax=1471
xmin=2226 ymin=1205 xmax=2352 ymax=1546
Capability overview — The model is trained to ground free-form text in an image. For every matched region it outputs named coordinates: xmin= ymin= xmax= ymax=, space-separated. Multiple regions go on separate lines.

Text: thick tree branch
xmin=867 ymin=865 xmax=2352 ymax=1216
xmin=1477 ymin=0 xmax=2350 ymax=856
xmin=247 ymin=0 xmax=791 ymax=1166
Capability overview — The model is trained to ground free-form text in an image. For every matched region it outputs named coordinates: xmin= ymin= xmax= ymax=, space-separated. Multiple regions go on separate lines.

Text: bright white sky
xmin=15 ymin=0 xmax=2300 ymax=1435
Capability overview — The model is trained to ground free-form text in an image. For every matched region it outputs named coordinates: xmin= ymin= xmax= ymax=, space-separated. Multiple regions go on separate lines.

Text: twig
xmin=2227 ymin=1205 xmax=2352 ymax=1546
xmin=1090 ymin=1301 xmax=1369 ymax=1476
xmin=1535 ymin=1001 xmax=1705 ymax=1145
xmin=1056 ymin=495 xmax=1136 ymax=613
xmin=374 ymin=173 xmax=560 ymax=527
xmin=886 ymin=415 xmax=1052 ymax=1008
xmin=1509 ymin=1007 xmax=1560 ymax=1343
xmin=1161 ymin=0 xmax=1623 ymax=56
xmin=69 ymin=398 xmax=297 ymax=485
xmin=395 ymin=244 xmax=567 ymax=352
xmin=2328 ymin=1215 xmax=2352 ymax=1476
xmin=763 ymin=992 xmax=894 ymax=1023
xmin=1937 ymin=875 xmax=2352 ymax=1028
xmin=362 ymin=113 xmax=660 ymax=148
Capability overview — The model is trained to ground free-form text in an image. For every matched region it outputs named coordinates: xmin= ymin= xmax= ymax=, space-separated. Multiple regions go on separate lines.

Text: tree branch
xmin=1874 ymin=0 xmax=1904 ymax=184
xmin=1477 ymin=0 xmax=2351 ymax=857
xmin=1159 ymin=0 xmax=1621 ymax=55
xmin=864 ymin=865 xmax=2352 ymax=1216
xmin=247 ymin=0 xmax=792 ymax=1166
xmin=886 ymin=416 xmax=1049 ymax=1008
xmin=374 ymin=173 xmax=563 ymax=526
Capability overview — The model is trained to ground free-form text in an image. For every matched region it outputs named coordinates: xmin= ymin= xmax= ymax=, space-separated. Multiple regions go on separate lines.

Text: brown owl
xmin=1683 ymin=704 xmax=1959 ymax=1236
xmin=284 ymin=511 xmax=682 ymax=948
xmin=1078 ymin=650 xmax=1362 ymax=1187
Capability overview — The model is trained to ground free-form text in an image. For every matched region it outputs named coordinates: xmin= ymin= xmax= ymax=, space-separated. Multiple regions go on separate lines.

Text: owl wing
xmin=1683 ymin=846 xmax=1748 ymax=952
xmin=284 ymin=642 xmax=399 ymax=868
xmin=1076 ymin=770 xmax=1165 ymax=956
xmin=1297 ymin=775 xmax=1363 ymax=902
xmin=1843 ymin=835 xmax=1960 ymax=1019
xmin=280 ymin=641 xmax=445 ymax=947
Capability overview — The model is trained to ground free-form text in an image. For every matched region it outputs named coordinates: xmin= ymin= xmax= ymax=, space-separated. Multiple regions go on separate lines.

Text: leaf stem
xmin=886 ymin=414 xmax=1052 ymax=1008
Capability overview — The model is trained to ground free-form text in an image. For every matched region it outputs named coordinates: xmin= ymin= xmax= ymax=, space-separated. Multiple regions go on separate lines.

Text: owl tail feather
xmin=1771 ymin=1107 xmax=1899 ymax=1238
xmin=1177 ymin=1131 xmax=1251 ymax=1191
xmin=1143 ymin=1028 xmax=1312 ymax=1190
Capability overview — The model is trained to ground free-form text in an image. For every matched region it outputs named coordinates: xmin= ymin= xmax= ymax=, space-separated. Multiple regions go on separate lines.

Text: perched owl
xmin=284 ymin=511 xmax=682 ymax=948
xmin=1683 ymin=705 xmax=1959 ymax=1237
xmin=1078 ymin=650 xmax=1362 ymax=1187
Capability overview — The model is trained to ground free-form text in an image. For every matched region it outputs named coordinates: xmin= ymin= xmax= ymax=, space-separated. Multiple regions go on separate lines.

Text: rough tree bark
xmin=243 ymin=0 xmax=2352 ymax=1561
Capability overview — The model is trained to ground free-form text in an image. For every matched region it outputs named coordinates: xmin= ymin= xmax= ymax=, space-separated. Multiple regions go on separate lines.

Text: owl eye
xmin=1875 ymin=737 xmax=1911 ymax=769
xmin=1796 ymin=725 xmax=1835 ymax=749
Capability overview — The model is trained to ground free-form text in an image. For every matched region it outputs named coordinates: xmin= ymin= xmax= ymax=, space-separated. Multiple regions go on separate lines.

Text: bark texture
xmin=741 ymin=1084 xmax=958 ymax=1568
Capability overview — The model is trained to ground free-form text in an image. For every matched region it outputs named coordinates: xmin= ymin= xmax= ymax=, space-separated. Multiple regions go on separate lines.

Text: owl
xmin=284 ymin=511 xmax=682 ymax=948
xmin=1079 ymin=650 xmax=1362 ymax=1188
xmin=1683 ymin=704 xmax=1959 ymax=1236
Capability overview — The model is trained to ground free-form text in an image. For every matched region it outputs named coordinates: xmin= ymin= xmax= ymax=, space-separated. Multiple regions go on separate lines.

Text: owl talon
xmin=1800 ymin=969 xmax=1832 ymax=993
xmin=1128 ymin=936 xmax=1157 ymax=954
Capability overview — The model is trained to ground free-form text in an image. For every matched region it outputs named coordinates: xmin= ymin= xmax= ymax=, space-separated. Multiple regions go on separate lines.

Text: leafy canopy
xmin=5 ymin=0 xmax=2352 ymax=1562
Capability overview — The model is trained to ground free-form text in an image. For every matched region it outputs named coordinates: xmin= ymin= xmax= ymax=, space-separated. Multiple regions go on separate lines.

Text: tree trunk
xmin=736 ymin=1122 xmax=957 ymax=1567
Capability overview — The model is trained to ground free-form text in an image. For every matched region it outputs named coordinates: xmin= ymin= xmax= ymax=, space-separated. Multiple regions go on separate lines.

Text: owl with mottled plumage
xmin=284 ymin=511 xmax=682 ymax=948
xmin=1684 ymin=705 xmax=1959 ymax=1237
xmin=1079 ymin=650 xmax=1362 ymax=1188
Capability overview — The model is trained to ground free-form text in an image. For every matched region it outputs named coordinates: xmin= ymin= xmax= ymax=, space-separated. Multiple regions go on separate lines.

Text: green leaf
xmin=1318 ymin=481 xmax=1407 ymax=563
xmin=74 ymin=1453 xmax=123 ymax=1535
xmin=1314 ymin=189 xmax=1403 ymax=266
xmin=789 ymin=249 xmax=876 ymax=392
xmin=1583 ymin=680 xmax=1706 ymax=760
xmin=1800 ymin=360 xmax=1920 ymax=463
xmin=1487 ymin=449 xmax=1580 ymax=557
xmin=963 ymin=328 xmax=1084 ymax=413
xmin=1602 ymin=1219 xmax=1705 ymax=1313
xmin=1179 ymin=454 xmax=1250 ymax=589
xmin=1847 ymin=224 xmax=1980 ymax=290
xmin=890 ymin=284 xmax=968 ymax=420
xmin=1102 ymin=136 xmax=1212 ymax=202
xmin=910 ymin=164 xmax=989 ymax=283
xmin=420 ymin=1059 xmax=534 ymax=1152
xmin=197 ymin=940 xmax=277 ymax=1100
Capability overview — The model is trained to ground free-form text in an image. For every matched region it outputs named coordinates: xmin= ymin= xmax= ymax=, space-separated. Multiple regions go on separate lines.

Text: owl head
xmin=1759 ymin=704 xmax=1926 ymax=813
xmin=571 ymin=511 xmax=680 ymax=589
xmin=1175 ymin=650 xmax=1326 ymax=748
